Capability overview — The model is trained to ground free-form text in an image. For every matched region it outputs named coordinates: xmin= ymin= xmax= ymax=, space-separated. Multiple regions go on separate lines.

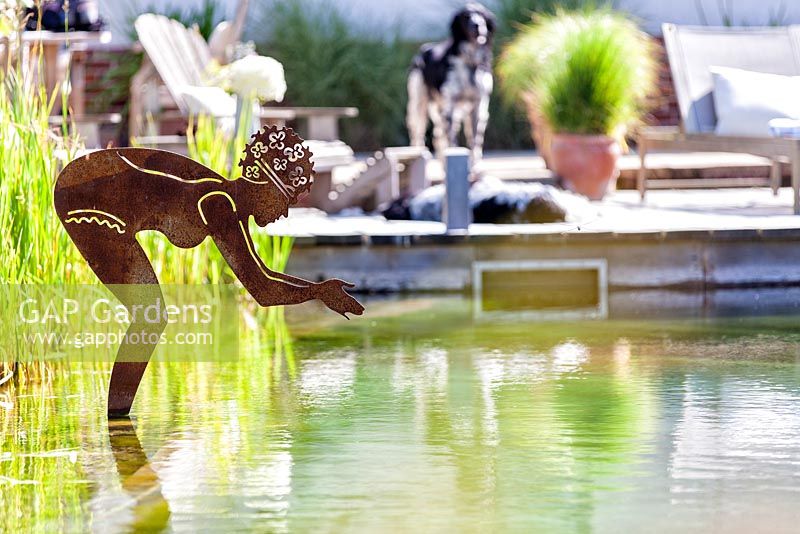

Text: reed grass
xmin=0 ymin=60 xmax=293 ymax=287
xmin=0 ymin=66 xmax=84 ymax=285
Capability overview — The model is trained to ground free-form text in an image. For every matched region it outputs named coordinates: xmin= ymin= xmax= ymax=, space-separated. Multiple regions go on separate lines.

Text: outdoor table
xmin=22 ymin=30 xmax=112 ymax=115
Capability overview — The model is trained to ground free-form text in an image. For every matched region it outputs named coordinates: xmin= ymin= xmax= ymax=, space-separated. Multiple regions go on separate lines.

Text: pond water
xmin=2 ymin=296 xmax=800 ymax=532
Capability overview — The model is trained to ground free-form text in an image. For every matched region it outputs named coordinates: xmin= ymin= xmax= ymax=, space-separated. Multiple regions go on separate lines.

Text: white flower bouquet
xmin=214 ymin=55 xmax=287 ymax=103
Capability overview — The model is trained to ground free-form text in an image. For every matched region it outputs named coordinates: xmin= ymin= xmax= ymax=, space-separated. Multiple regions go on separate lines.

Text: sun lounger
xmin=638 ymin=24 xmax=800 ymax=213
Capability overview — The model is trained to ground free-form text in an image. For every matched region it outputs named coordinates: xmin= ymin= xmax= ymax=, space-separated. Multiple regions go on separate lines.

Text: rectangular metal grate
xmin=472 ymin=259 xmax=608 ymax=320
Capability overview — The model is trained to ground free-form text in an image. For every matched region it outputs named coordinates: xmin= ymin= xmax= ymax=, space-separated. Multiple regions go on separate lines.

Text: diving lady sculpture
xmin=54 ymin=126 xmax=364 ymax=416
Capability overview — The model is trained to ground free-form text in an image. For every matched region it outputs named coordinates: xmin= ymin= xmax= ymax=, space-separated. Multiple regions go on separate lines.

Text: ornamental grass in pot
xmin=499 ymin=10 xmax=656 ymax=199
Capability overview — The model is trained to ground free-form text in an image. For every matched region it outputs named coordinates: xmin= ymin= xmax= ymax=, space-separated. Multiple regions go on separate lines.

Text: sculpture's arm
xmin=202 ymin=194 xmax=317 ymax=307
xmin=201 ymin=195 xmax=364 ymax=317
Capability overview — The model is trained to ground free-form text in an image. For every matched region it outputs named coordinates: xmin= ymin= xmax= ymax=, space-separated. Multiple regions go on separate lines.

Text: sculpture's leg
xmin=106 ymin=280 xmax=165 ymax=417
xmin=61 ymin=229 xmax=163 ymax=417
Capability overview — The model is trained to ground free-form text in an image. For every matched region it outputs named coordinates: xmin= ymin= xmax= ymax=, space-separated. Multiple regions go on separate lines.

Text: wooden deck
xmin=267 ymin=187 xmax=800 ymax=292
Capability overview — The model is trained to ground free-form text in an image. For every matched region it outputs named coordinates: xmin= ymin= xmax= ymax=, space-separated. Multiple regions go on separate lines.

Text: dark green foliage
xmin=87 ymin=50 xmax=142 ymax=117
xmin=253 ymin=1 xmax=415 ymax=150
xmin=695 ymin=0 xmax=787 ymax=27
xmin=494 ymin=0 xmax=601 ymax=40
xmin=130 ymin=0 xmax=224 ymax=40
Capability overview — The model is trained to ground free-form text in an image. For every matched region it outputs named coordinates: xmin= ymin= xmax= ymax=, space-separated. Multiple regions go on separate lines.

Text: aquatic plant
xmin=0 ymin=63 xmax=83 ymax=284
xmin=0 ymin=59 xmax=293 ymax=287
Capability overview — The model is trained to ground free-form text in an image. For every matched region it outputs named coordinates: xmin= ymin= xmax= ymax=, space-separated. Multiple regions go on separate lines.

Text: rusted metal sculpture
xmin=54 ymin=126 xmax=364 ymax=417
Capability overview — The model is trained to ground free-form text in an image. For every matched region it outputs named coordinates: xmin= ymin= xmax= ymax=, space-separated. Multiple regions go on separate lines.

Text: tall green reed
xmin=0 ymin=66 xmax=84 ymax=284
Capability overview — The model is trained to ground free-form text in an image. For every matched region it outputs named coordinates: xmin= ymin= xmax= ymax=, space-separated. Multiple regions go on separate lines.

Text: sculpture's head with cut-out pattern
xmin=238 ymin=126 xmax=314 ymax=226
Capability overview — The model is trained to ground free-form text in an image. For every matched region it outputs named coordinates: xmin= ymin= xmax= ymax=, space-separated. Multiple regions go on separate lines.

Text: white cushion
xmin=178 ymin=85 xmax=236 ymax=117
xmin=768 ymin=118 xmax=800 ymax=138
xmin=711 ymin=66 xmax=800 ymax=137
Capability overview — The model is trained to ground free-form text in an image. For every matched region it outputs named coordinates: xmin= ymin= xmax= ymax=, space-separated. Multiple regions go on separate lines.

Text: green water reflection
xmin=2 ymin=298 xmax=800 ymax=532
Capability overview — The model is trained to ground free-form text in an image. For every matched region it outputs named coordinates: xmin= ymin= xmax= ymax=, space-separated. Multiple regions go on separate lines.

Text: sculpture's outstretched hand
xmin=314 ymin=279 xmax=364 ymax=319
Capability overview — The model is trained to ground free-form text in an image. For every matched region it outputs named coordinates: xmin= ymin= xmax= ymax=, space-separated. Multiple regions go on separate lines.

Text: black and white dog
xmin=407 ymin=3 xmax=495 ymax=161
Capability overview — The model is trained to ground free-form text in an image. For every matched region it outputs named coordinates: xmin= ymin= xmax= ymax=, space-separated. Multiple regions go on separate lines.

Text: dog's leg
xmin=463 ymin=104 xmax=475 ymax=150
xmin=429 ymin=101 xmax=448 ymax=159
xmin=445 ymin=104 xmax=461 ymax=148
xmin=406 ymin=69 xmax=428 ymax=147
xmin=471 ymin=76 xmax=492 ymax=162
xmin=469 ymin=102 xmax=489 ymax=162
xmin=438 ymin=101 xmax=464 ymax=163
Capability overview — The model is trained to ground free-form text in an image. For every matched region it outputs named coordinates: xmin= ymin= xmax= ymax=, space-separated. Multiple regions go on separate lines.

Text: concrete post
xmin=444 ymin=147 xmax=471 ymax=232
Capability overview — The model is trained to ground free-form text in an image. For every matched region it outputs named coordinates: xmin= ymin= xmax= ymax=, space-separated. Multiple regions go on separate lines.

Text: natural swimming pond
xmin=2 ymin=296 xmax=800 ymax=532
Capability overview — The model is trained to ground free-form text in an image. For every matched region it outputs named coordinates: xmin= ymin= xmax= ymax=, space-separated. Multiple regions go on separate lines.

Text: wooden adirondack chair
xmin=207 ymin=0 xmax=250 ymax=64
xmin=129 ymin=10 xmax=358 ymax=143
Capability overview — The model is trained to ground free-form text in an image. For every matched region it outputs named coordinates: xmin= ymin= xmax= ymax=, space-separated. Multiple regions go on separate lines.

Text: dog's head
xmin=451 ymin=3 xmax=496 ymax=47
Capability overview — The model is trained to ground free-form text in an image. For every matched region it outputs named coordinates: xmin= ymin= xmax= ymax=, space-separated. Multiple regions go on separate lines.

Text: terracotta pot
xmin=550 ymin=134 xmax=621 ymax=200
xmin=523 ymin=96 xmax=554 ymax=169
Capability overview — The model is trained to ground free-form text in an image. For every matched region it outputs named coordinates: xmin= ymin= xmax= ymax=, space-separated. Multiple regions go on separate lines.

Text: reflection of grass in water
xmin=259 ymin=306 xmax=297 ymax=381
xmin=1 ymin=306 xmax=297 ymax=531
xmin=554 ymin=374 xmax=655 ymax=461
xmin=0 ymin=363 xmax=108 ymax=532
xmin=0 ymin=329 xmax=656 ymax=531
xmin=7 ymin=301 xmax=800 ymax=531
xmin=134 ymin=304 xmax=298 ymax=422
xmin=129 ymin=305 xmax=301 ymax=510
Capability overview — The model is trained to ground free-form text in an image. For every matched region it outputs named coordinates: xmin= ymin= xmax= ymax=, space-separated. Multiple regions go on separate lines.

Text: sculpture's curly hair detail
xmin=239 ymin=125 xmax=314 ymax=203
